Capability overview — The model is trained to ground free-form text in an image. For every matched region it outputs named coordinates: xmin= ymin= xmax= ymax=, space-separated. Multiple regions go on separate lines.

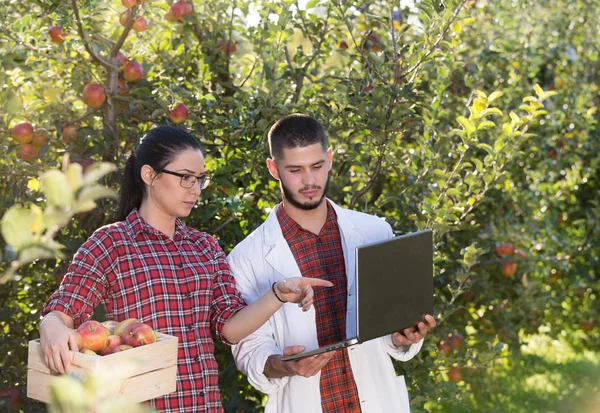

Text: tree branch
xmin=71 ymin=0 xmax=111 ymax=68
xmin=110 ymin=7 xmax=136 ymax=59
xmin=398 ymin=0 xmax=469 ymax=81
xmin=0 ymin=28 xmax=75 ymax=64
xmin=65 ymin=108 xmax=101 ymax=126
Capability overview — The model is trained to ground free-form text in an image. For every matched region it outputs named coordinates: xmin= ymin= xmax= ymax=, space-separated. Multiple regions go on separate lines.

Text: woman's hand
xmin=274 ymin=278 xmax=334 ymax=311
xmin=39 ymin=312 xmax=79 ymax=374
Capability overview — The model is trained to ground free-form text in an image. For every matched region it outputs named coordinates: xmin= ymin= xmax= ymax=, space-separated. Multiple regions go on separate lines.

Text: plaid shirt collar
xmin=124 ymin=208 xmax=190 ymax=240
xmin=276 ymin=199 xmax=337 ymax=237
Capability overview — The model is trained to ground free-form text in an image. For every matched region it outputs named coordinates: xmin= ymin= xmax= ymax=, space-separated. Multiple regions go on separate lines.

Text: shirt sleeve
xmin=207 ymin=236 xmax=246 ymax=345
xmin=41 ymin=228 xmax=115 ymax=327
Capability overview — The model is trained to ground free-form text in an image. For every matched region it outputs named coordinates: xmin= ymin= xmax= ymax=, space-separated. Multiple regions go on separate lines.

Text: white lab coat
xmin=228 ymin=200 xmax=423 ymax=413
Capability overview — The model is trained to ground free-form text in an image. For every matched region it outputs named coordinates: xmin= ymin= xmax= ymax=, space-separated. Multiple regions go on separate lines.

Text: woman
xmin=39 ymin=125 xmax=332 ymax=412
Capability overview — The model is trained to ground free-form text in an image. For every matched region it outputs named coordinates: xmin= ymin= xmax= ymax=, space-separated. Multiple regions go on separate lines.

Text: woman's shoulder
xmin=86 ymin=220 xmax=131 ymax=244
xmin=183 ymin=226 xmax=219 ymax=247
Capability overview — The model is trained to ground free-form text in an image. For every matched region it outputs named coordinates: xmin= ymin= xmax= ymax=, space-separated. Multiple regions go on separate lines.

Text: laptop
xmin=282 ymin=229 xmax=433 ymax=362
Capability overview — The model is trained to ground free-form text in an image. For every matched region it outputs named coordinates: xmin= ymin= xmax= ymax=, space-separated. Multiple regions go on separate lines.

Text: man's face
xmin=267 ymin=143 xmax=332 ymax=211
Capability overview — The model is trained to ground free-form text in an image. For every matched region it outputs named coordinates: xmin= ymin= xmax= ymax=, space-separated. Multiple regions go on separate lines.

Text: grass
xmin=425 ymin=333 xmax=600 ymax=413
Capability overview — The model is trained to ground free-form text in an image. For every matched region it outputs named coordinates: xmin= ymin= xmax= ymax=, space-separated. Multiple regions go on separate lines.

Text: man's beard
xmin=280 ymin=175 xmax=330 ymax=211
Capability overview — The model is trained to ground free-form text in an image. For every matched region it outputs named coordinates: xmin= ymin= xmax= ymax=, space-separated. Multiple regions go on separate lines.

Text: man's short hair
xmin=268 ymin=114 xmax=328 ymax=159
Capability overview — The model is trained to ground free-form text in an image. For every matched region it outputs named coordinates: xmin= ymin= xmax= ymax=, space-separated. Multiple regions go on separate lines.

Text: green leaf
xmin=475 ymin=90 xmax=488 ymax=99
xmin=1 ymin=206 xmax=37 ymax=249
xmin=39 ymin=170 xmax=73 ymax=208
xmin=81 ymin=162 xmax=117 ymax=186
xmin=3 ymin=91 xmax=22 ymax=114
xmin=519 ymin=105 xmax=535 ymax=114
xmin=477 ymin=143 xmax=494 ymax=154
xmin=456 ymin=116 xmax=476 ymax=135
xmin=477 ymin=121 xmax=496 ymax=130
xmin=540 ymin=91 xmax=558 ymax=101
xmin=77 ymin=186 xmax=118 ymax=203
xmin=480 ymin=108 xmax=503 ymax=117
xmin=533 ymin=84 xmax=544 ymax=98
xmin=487 ymin=91 xmax=504 ymax=102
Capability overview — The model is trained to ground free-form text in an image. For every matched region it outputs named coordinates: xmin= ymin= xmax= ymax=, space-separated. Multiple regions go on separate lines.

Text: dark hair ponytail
xmin=116 ymin=125 xmax=203 ymax=221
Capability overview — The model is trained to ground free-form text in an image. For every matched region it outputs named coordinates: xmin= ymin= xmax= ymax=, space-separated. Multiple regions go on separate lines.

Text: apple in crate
xmin=98 ymin=335 xmax=123 ymax=356
xmin=76 ymin=320 xmax=110 ymax=352
xmin=114 ymin=318 xmax=141 ymax=337
xmin=123 ymin=322 xmax=157 ymax=347
xmin=112 ymin=344 xmax=133 ymax=352
xmin=101 ymin=320 xmax=119 ymax=335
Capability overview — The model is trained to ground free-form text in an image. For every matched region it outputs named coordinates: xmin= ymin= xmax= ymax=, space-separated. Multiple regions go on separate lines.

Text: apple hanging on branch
xmin=11 ymin=122 xmax=34 ymax=144
xmin=168 ymin=0 xmax=193 ymax=21
xmin=169 ymin=103 xmax=189 ymax=124
xmin=48 ymin=26 xmax=66 ymax=44
xmin=82 ymin=83 xmax=106 ymax=109
xmin=123 ymin=61 xmax=144 ymax=82
xmin=62 ymin=124 xmax=81 ymax=144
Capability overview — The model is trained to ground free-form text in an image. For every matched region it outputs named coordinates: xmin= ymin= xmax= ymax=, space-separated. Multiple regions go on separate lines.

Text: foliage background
xmin=0 ymin=0 xmax=598 ymax=412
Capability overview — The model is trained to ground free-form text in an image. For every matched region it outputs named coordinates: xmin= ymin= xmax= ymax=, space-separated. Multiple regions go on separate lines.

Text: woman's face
xmin=145 ymin=148 xmax=206 ymax=218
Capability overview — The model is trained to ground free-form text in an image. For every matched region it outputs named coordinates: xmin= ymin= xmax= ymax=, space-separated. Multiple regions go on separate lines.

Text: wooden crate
xmin=27 ymin=332 xmax=178 ymax=404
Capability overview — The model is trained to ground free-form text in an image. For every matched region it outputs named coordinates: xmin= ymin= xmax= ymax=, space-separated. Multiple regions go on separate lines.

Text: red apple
xmin=217 ymin=39 xmax=237 ymax=55
xmin=120 ymin=10 xmax=132 ymax=26
xmin=62 ymin=124 xmax=81 ymax=144
xmin=448 ymin=333 xmax=464 ymax=349
xmin=75 ymin=158 xmax=96 ymax=172
xmin=122 ymin=0 xmax=143 ymax=8
xmin=117 ymin=51 xmax=128 ymax=69
xmin=31 ymin=128 xmax=49 ymax=147
xmin=98 ymin=335 xmax=123 ymax=355
xmin=123 ymin=61 xmax=144 ymax=82
xmin=365 ymin=34 xmax=382 ymax=52
xmin=132 ymin=15 xmax=147 ymax=32
xmin=48 ymin=26 xmax=66 ymax=44
xmin=82 ymin=82 xmax=106 ymax=109
xmin=112 ymin=344 xmax=133 ymax=353
xmin=495 ymin=243 xmax=514 ymax=257
xmin=502 ymin=261 xmax=517 ymax=277
xmin=361 ymin=83 xmax=374 ymax=94
xmin=582 ymin=320 xmax=594 ymax=332
xmin=100 ymin=320 xmax=119 ymax=335
xmin=170 ymin=0 xmax=192 ymax=20
xmin=117 ymin=79 xmax=130 ymax=96
xmin=169 ymin=103 xmax=189 ymax=124
xmin=16 ymin=144 xmax=38 ymax=163
xmin=438 ymin=341 xmax=453 ymax=355
xmin=114 ymin=318 xmax=141 ymax=337
xmin=165 ymin=10 xmax=176 ymax=22
xmin=122 ymin=322 xmax=157 ymax=347
xmin=447 ymin=366 xmax=462 ymax=383
xmin=11 ymin=122 xmax=34 ymax=144
xmin=77 ymin=320 xmax=110 ymax=352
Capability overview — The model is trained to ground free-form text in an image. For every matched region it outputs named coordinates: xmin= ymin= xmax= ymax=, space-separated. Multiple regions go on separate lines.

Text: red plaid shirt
xmin=42 ymin=209 xmax=246 ymax=412
xmin=277 ymin=202 xmax=361 ymax=413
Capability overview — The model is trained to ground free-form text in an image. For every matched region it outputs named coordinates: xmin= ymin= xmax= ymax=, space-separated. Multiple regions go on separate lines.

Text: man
xmin=228 ymin=114 xmax=436 ymax=413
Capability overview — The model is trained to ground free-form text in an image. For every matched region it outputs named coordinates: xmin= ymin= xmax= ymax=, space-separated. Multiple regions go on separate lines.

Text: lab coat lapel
xmin=329 ymin=200 xmax=365 ymax=295
xmin=263 ymin=207 xmax=302 ymax=280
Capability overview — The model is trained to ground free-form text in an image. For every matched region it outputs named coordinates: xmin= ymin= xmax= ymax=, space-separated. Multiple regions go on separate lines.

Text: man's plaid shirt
xmin=277 ymin=202 xmax=361 ymax=413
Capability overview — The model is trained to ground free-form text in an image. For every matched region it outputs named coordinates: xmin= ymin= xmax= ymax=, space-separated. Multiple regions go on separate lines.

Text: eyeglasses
xmin=156 ymin=168 xmax=211 ymax=190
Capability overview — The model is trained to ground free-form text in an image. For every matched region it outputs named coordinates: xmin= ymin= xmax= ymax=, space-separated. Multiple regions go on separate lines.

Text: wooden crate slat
xmin=27 ymin=365 xmax=177 ymax=405
xmin=28 ymin=332 xmax=178 ymax=405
